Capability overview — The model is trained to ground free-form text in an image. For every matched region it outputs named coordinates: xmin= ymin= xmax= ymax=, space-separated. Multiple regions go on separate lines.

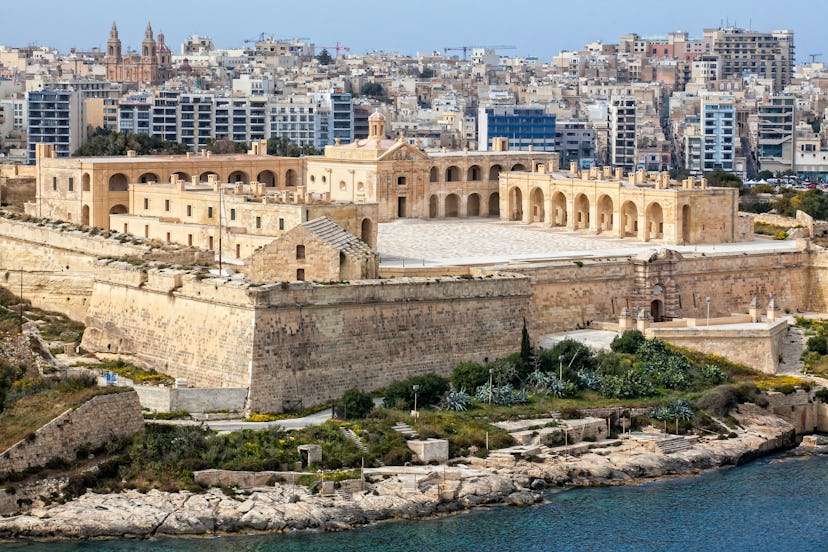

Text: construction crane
xmin=317 ymin=42 xmax=350 ymax=56
xmin=243 ymin=32 xmax=273 ymax=44
xmin=809 ymin=53 xmax=823 ymax=63
xmin=443 ymin=45 xmax=516 ymax=60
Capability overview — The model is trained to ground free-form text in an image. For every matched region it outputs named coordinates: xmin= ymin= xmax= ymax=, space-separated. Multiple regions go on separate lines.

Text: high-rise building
xmin=555 ymin=121 xmax=595 ymax=169
xmin=703 ymin=27 xmax=794 ymax=91
xmin=310 ymin=90 xmax=354 ymax=146
xmin=118 ymin=92 xmax=153 ymax=135
xmin=268 ymin=95 xmax=324 ymax=149
xmin=701 ymin=93 xmax=736 ymax=172
xmin=757 ymin=95 xmax=796 ymax=174
xmin=477 ymin=105 xmax=556 ymax=152
xmin=609 ymin=97 xmax=636 ymax=171
xmin=26 ymin=89 xmax=85 ymax=163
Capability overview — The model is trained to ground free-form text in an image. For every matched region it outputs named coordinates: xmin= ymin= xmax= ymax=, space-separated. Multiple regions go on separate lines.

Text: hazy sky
xmin=5 ymin=0 xmax=826 ymax=62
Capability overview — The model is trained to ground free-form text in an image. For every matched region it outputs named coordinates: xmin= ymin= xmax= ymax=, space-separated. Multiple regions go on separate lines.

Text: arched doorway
xmin=467 ymin=193 xmax=481 ymax=216
xmin=285 ymin=169 xmax=297 ymax=187
xmin=597 ymin=195 xmax=614 ymax=233
xmin=445 ymin=194 xmax=459 ymax=217
xmin=138 ymin=172 xmax=159 ymax=184
xmin=108 ymin=173 xmax=128 ymax=192
xmin=81 ymin=205 xmax=90 ymax=226
xmin=508 ymin=187 xmax=523 ymax=221
xmin=489 ymin=165 xmax=502 ymax=181
xmin=199 ymin=171 xmax=218 ymax=183
xmin=552 ymin=191 xmax=567 ymax=227
xmin=228 ymin=170 xmax=248 ymax=183
xmin=445 ymin=166 xmax=461 ymax=182
xmin=82 ymin=173 xmax=91 ymax=191
xmin=574 ymin=193 xmax=590 ymax=229
xmin=429 ymin=195 xmax=439 ymax=218
xmin=257 ymin=170 xmax=277 ymax=186
xmin=645 ymin=202 xmax=664 ymax=241
xmin=621 ymin=201 xmax=638 ymax=238
xmin=488 ymin=192 xmax=500 ymax=217
xmin=529 ymin=187 xmax=545 ymax=223
xmin=681 ymin=205 xmax=691 ymax=244
xmin=429 ymin=167 xmax=439 ymax=182
xmin=511 ymin=163 xmax=526 ymax=172
xmin=361 ymin=218 xmax=375 ymax=248
xmin=650 ymin=299 xmax=664 ymax=322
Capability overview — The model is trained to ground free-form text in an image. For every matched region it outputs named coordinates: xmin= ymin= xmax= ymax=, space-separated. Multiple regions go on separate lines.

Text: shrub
xmin=807 ymin=335 xmax=828 ymax=355
xmin=451 ymin=361 xmax=489 ymax=392
xmin=539 ymin=339 xmax=595 ymax=381
xmin=600 ymin=368 xmax=658 ymax=399
xmin=696 ymin=385 xmax=740 ymax=417
xmin=443 ymin=384 xmax=472 ymax=411
xmin=383 ymin=374 xmax=448 ymax=410
xmin=610 ymin=330 xmax=645 ymax=354
xmin=700 ymin=364 xmax=728 ymax=384
xmin=334 ymin=388 xmax=374 ymax=420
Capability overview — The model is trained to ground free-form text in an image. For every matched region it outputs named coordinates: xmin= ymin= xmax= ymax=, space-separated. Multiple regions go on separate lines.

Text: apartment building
xmin=757 ymin=95 xmax=796 ymax=174
xmin=701 ymin=93 xmax=736 ymax=172
xmin=704 ymin=27 xmax=795 ymax=92
xmin=477 ymin=105 xmax=557 ymax=152
xmin=609 ymin=97 xmax=636 ymax=170
xmin=26 ymin=89 xmax=85 ymax=163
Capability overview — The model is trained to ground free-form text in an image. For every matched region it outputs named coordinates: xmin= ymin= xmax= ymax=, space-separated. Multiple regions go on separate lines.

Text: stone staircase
xmin=391 ymin=421 xmax=419 ymax=439
xmin=339 ymin=427 xmax=368 ymax=452
xmin=652 ymin=435 xmax=698 ymax=455
xmin=778 ymin=324 xmax=805 ymax=374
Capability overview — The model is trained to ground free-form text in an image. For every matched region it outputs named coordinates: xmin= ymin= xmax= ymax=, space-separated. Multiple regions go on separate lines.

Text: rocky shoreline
xmin=0 ymin=412 xmax=806 ymax=540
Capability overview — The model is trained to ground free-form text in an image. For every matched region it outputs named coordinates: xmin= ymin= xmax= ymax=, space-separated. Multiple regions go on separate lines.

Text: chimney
xmin=700 ymin=177 xmax=708 ymax=189
xmin=549 ymin=154 xmax=560 ymax=172
xmin=603 ymin=166 xmax=612 ymax=179
xmin=569 ymin=161 xmax=579 ymax=177
xmin=615 ymin=168 xmax=624 ymax=180
xmin=589 ymin=166 xmax=599 ymax=180
xmin=126 ymin=150 xmax=136 ymax=158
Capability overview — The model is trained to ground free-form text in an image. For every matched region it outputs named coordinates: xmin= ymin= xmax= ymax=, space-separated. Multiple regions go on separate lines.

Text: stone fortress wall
xmin=1 ymin=215 xmax=827 ymax=412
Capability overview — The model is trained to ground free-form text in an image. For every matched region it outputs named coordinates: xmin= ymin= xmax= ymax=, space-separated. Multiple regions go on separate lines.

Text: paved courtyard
xmin=377 ymin=218 xmax=800 ymax=267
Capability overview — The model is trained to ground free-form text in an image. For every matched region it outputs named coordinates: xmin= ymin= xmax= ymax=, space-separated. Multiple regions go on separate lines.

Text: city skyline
xmin=4 ymin=0 xmax=827 ymax=62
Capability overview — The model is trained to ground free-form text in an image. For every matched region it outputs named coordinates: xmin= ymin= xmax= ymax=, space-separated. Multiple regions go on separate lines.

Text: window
xmin=68 ymin=177 xmax=74 ymax=192
xmin=186 ymin=205 xmax=192 ymax=217
xmin=279 ymin=217 xmax=284 ymax=230
xmin=164 ymin=199 xmax=170 ymax=212
xmin=143 ymin=198 xmax=149 ymax=210
xmin=166 ymin=232 xmax=170 ymax=242
xmin=397 ymin=176 xmax=406 ymax=185
xmin=255 ymin=216 xmax=261 ymax=229
xmin=296 ymin=268 xmax=305 ymax=281
xmin=296 ymin=244 xmax=305 ymax=259
xmin=208 ymin=206 xmax=213 ymax=218
xmin=208 ymin=236 xmax=214 ymax=250
xmin=52 ymin=177 xmax=57 ymax=191
xmin=187 ymin=234 xmax=193 ymax=246
xmin=230 ymin=208 xmax=236 ymax=221
xmin=235 ymin=244 xmax=241 ymax=258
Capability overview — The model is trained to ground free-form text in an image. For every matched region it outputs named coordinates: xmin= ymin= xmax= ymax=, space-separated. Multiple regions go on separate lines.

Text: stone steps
xmin=779 ymin=324 xmax=805 ymax=374
xmin=392 ymin=422 xmax=419 ymax=439
xmin=654 ymin=436 xmax=698 ymax=455
xmin=339 ymin=427 xmax=368 ymax=452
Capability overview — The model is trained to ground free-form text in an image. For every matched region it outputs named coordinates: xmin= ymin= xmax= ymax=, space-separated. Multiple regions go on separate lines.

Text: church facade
xmin=105 ymin=22 xmax=172 ymax=85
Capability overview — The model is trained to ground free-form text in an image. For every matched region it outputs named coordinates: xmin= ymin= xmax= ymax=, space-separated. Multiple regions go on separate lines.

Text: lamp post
xmin=706 ymin=296 xmax=711 ymax=327
xmin=488 ymin=368 xmax=493 ymax=405
xmin=412 ymin=384 xmax=420 ymax=417
xmin=558 ymin=355 xmax=564 ymax=381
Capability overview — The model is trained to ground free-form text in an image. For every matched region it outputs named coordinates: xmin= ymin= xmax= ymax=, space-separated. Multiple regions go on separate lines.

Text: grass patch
xmin=84 ymin=359 xmax=174 ymax=385
xmin=754 ymin=375 xmax=811 ymax=394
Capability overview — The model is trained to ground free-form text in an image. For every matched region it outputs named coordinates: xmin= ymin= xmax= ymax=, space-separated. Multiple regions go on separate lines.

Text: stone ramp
xmin=778 ymin=323 xmax=805 ymax=374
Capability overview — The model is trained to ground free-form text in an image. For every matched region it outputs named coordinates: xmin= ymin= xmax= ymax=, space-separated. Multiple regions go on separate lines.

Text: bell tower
xmin=368 ymin=110 xmax=386 ymax=139
xmin=106 ymin=22 xmax=122 ymax=61
xmin=141 ymin=22 xmax=156 ymax=59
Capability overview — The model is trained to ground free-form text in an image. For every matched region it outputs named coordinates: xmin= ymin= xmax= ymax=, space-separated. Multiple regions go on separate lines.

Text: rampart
xmin=0 ymin=391 xmax=143 ymax=477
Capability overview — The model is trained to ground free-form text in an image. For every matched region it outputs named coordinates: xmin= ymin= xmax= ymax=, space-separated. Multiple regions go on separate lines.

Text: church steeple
xmin=107 ymin=21 xmax=122 ymax=60
xmin=141 ymin=22 xmax=156 ymax=59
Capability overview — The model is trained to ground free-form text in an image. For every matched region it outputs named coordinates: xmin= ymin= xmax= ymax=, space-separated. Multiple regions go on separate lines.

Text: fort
xmin=2 ymin=122 xmax=825 ymax=412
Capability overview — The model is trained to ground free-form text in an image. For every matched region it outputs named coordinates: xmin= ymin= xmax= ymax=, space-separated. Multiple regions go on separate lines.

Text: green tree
xmin=266 ymin=137 xmax=321 ymax=157
xmin=73 ymin=129 xmax=188 ymax=157
xmin=705 ymin=169 xmax=742 ymax=188
xmin=758 ymin=170 xmax=774 ymax=180
xmin=382 ymin=374 xmax=449 ymax=410
xmin=317 ymin=49 xmax=332 ymax=65
xmin=610 ymin=330 xmax=645 ymax=354
xmin=360 ymin=82 xmax=385 ymax=99
xmin=451 ymin=361 xmax=489 ymax=392
xmin=205 ymin=138 xmax=247 ymax=154
xmin=520 ymin=318 xmax=532 ymax=365
xmin=334 ymin=388 xmax=374 ymax=419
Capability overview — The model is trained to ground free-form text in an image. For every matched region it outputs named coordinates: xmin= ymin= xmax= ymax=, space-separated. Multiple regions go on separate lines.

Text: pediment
xmin=377 ymin=141 xmax=429 ymax=162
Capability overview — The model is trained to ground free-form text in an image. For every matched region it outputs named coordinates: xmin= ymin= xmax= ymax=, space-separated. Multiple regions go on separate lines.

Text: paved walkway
xmin=377 ymin=219 xmax=800 ymax=267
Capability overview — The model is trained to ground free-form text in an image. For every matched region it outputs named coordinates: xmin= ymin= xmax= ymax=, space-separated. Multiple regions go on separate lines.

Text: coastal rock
xmin=506 ymin=491 xmax=537 ymax=506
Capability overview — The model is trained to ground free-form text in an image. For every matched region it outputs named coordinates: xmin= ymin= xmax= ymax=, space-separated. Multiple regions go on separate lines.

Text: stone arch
xmin=199 ymin=171 xmax=218 ymax=183
xmin=508 ymin=187 xmax=523 ymax=221
xmin=108 ymin=173 xmax=128 ymax=192
xmin=138 ymin=172 xmax=159 ymax=184
xmin=257 ymin=170 xmax=277 ymax=186
xmin=285 ymin=169 xmax=297 ymax=186
xmin=429 ymin=195 xmax=439 ymax=218
xmin=172 ymin=171 xmax=190 ymax=183
xmin=621 ymin=201 xmax=638 ymax=237
xmin=361 ymin=218 xmax=375 ymax=248
xmin=489 ymin=192 xmax=500 ymax=217
xmin=445 ymin=193 xmax=460 ymax=217
xmin=81 ymin=205 xmax=90 ymax=226
xmin=489 ymin=164 xmax=502 ymax=181
xmin=429 ymin=166 xmax=439 ymax=182
xmin=228 ymin=170 xmax=248 ymax=183
xmin=82 ymin=173 xmax=91 ymax=192
xmin=597 ymin=194 xmax=614 ymax=233
xmin=467 ymin=165 xmax=481 ymax=181
xmin=645 ymin=201 xmax=664 ymax=241
xmin=109 ymin=204 xmax=128 ymax=215
xmin=511 ymin=163 xmax=526 ymax=172
xmin=574 ymin=193 xmax=590 ymax=229
xmin=681 ymin=204 xmax=691 ymax=244
xmin=552 ymin=191 xmax=567 ymax=227
xmin=445 ymin=166 xmax=461 ymax=182
xmin=529 ymin=187 xmax=545 ymax=223
xmin=467 ymin=193 xmax=481 ymax=216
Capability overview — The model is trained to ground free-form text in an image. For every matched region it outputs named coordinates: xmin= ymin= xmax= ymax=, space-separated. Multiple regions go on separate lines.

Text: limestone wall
xmin=764 ymin=390 xmax=819 ymax=434
xmin=0 ymin=391 xmax=143 ymax=477
xmin=134 ymin=386 xmax=248 ymax=413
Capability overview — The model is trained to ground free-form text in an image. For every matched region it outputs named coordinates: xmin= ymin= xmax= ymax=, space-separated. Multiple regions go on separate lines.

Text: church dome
xmin=368 ymin=110 xmax=385 ymax=121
